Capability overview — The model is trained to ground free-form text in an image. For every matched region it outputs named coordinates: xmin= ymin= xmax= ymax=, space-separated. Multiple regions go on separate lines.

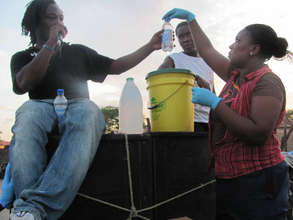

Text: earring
xmin=249 ymin=52 xmax=253 ymax=56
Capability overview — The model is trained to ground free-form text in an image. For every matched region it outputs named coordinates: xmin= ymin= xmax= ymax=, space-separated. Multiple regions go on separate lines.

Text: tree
xmin=101 ymin=106 xmax=119 ymax=133
xmin=101 ymin=106 xmax=150 ymax=134
xmin=287 ymin=109 xmax=293 ymax=120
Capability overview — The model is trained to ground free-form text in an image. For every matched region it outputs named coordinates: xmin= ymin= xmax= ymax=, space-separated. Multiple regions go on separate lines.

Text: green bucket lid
xmin=145 ymin=68 xmax=196 ymax=80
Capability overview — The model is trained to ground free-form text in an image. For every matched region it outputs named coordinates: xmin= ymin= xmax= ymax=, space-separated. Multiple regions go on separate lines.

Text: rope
xmin=77 ymin=193 xmax=150 ymax=220
xmin=77 ymin=192 xmax=130 ymax=212
xmin=77 ymin=134 xmax=216 ymax=219
xmin=77 ymin=179 xmax=215 ymax=218
xmin=148 ymin=80 xmax=188 ymax=110
xmin=124 ymin=134 xmax=144 ymax=220
xmin=136 ymin=179 xmax=216 ymax=213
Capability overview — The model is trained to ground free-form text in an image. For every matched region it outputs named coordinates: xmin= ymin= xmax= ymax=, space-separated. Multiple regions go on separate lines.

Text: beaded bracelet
xmin=42 ymin=44 xmax=54 ymax=52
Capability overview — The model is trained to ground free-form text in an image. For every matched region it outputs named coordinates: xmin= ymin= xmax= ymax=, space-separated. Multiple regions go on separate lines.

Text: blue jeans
xmin=216 ymin=161 xmax=289 ymax=220
xmin=9 ymin=99 xmax=105 ymax=220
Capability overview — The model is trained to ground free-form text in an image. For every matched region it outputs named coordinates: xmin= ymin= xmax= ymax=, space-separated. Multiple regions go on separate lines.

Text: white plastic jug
xmin=119 ymin=77 xmax=143 ymax=134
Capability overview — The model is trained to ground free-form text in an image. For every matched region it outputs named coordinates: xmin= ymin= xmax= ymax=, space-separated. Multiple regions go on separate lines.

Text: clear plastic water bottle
xmin=161 ymin=18 xmax=174 ymax=52
xmin=53 ymin=89 xmax=68 ymax=121
xmin=119 ymin=78 xmax=143 ymax=134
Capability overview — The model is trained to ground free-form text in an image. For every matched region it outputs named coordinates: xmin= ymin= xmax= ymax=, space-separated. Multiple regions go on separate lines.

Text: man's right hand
xmin=149 ymin=30 xmax=164 ymax=51
xmin=47 ymin=24 xmax=68 ymax=49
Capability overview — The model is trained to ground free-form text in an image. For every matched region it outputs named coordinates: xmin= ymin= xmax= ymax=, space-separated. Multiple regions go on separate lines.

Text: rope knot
xmin=127 ymin=206 xmax=138 ymax=219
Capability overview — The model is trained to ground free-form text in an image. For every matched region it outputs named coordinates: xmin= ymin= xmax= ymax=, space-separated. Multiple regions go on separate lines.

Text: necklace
xmin=30 ymin=51 xmax=38 ymax=57
xmin=30 ymin=46 xmax=40 ymax=57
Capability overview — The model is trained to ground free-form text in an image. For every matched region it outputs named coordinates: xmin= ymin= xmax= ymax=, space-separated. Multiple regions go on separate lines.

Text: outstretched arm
xmin=188 ymin=19 xmax=231 ymax=82
xmin=162 ymin=8 xmax=231 ymax=82
xmin=109 ymin=30 xmax=163 ymax=75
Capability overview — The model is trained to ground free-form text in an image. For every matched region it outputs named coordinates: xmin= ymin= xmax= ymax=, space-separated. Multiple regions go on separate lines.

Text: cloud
xmin=287 ymin=92 xmax=293 ymax=110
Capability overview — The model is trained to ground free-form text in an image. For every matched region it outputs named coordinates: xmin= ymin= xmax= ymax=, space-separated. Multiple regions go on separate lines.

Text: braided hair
xmin=21 ymin=0 xmax=56 ymax=46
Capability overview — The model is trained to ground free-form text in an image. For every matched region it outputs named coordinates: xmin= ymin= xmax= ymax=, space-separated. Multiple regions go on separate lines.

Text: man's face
xmin=176 ymin=24 xmax=196 ymax=55
xmin=37 ymin=3 xmax=64 ymax=42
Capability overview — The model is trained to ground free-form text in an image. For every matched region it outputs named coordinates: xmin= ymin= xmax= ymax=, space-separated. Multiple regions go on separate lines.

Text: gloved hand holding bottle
xmin=192 ymin=87 xmax=222 ymax=110
xmin=162 ymin=8 xmax=195 ymax=23
xmin=0 ymin=163 xmax=14 ymax=209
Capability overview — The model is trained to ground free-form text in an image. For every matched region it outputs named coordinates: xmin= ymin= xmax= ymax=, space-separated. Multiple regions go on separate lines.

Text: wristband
xmin=42 ymin=44 xmax=54 ymax=52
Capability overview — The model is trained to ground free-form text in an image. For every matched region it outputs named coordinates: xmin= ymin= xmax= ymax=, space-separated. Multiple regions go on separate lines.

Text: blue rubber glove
xmin=162 ymin=8 xmax=195 ymax=23
xmin=192 ymin=87 xmax=222 ymax=110
xmin=0 ymin=163 xmax=14 ymax=208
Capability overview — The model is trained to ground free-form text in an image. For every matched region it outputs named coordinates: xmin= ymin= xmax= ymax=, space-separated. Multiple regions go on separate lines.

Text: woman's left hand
xmin=192 ymin=87 xmax=222 ymax=110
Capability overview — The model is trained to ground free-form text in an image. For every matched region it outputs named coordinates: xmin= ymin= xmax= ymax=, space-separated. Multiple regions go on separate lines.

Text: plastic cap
xmin=126 ymin=77 xmax=134 ymax=81
xmin=164 ymin=17 xmax=171 ymax=22
xmin=57 ymin=89 xmax=64 ymax=96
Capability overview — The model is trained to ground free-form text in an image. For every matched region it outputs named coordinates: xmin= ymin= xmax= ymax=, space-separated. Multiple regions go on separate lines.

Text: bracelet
xmin=42 ymin=44 xmax=54 ymax=52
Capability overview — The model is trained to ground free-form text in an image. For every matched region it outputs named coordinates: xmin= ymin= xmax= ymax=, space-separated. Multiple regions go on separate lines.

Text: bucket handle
xmin=148 ymin=80 xmax=189 ymax=110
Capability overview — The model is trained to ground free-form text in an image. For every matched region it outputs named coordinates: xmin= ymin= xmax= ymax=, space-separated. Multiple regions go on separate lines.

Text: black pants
xmin=194 ymin=122 xmax=209 ymax=133
xmin=216 ymin=161 xmax=289 ymax=220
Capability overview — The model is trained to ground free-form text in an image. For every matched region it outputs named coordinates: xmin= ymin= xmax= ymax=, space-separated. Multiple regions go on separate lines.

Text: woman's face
xmin=228 ymin=29 xmax=255 ymax=67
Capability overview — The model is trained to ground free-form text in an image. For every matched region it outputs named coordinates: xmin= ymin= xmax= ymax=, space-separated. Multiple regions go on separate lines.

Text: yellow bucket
xmin=146 ymin=68 xmax=195 ymax=132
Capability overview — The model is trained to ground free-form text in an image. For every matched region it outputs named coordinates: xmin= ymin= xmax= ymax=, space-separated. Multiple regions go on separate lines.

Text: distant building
xmin=0 ymin=140 xmax=10 ymax=149
xmin=277 ymin=116 xmax=293 ymax=152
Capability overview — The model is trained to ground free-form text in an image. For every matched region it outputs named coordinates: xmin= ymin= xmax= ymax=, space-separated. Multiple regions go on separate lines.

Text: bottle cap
xmin=57 ymin=88 xmax=64 ymax=96
xmin=164 ymin=17 xmax=171 ymax=22
xmin=126 ymin=77 xmax=134 ymax=81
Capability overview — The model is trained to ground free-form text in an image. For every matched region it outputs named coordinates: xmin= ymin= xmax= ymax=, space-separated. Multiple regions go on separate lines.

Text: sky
xmin=0 ymin=0 xmax=292 ymax=140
